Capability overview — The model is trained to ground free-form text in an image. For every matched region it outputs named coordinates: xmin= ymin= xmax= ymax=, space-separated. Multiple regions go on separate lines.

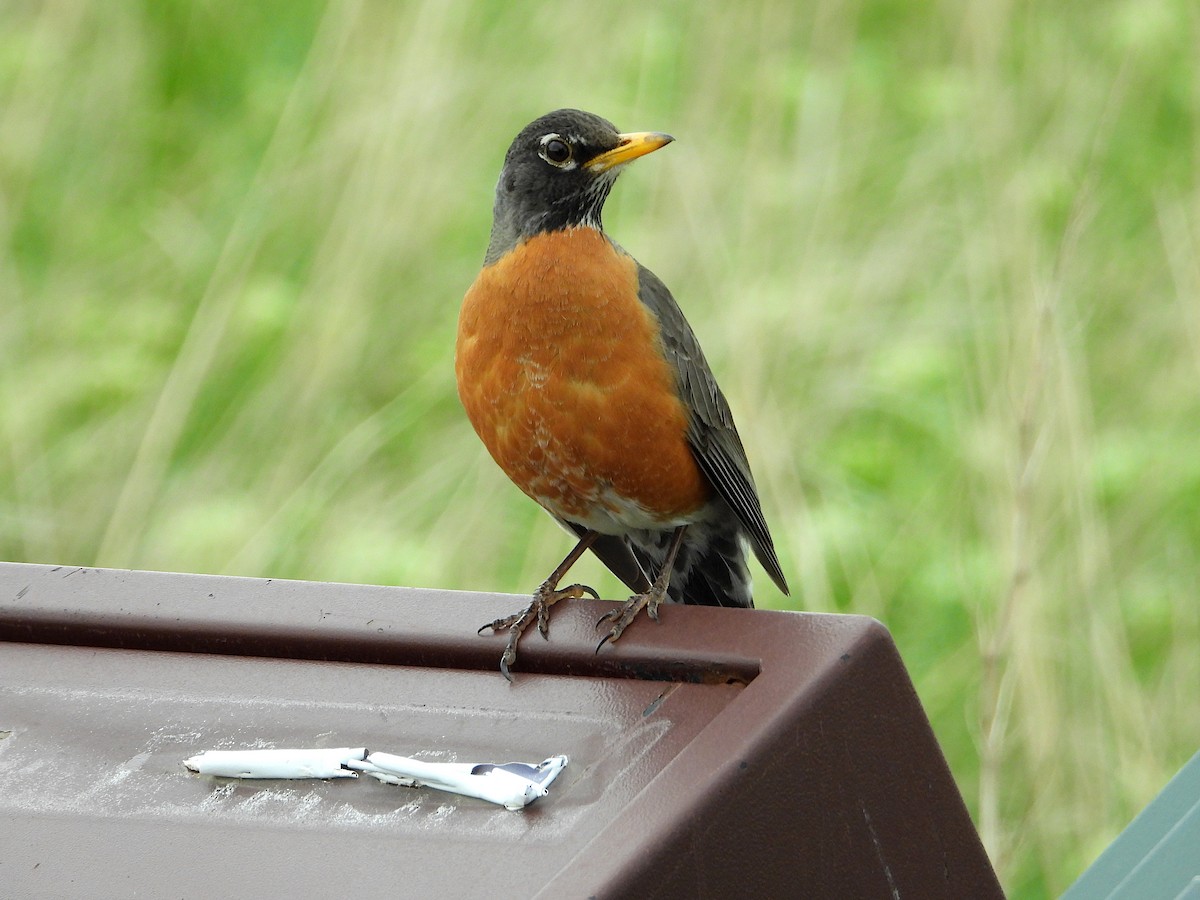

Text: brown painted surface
xmin=0 ymin=562 xmax=1002 ymax=898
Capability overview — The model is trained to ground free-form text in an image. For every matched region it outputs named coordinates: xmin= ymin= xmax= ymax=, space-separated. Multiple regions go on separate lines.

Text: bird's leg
xmin=596 ymin=525 xmax=688 ymax=652
xmin=478 ymin=530 xmax=601 ymax=681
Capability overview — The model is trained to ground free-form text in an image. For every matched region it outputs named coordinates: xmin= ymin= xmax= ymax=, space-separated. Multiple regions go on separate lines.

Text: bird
xmin=456 ymin=109 xmax=788 ymax=680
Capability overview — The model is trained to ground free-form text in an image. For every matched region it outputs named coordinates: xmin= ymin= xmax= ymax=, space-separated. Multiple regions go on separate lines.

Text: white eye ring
xmin=538 ymin=133 xmax=575 ymax=169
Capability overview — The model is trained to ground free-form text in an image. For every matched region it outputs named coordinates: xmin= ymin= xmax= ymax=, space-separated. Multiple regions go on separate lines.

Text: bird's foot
xmin=478 ymin=579 xmax=599 ymax=681
xmin=594 ymin=582 xmax=668 ymax=653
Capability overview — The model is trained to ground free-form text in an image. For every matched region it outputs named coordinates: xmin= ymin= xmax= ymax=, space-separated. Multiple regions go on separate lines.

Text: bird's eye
xmin=539 ymin=135 xmax=573 ymax=167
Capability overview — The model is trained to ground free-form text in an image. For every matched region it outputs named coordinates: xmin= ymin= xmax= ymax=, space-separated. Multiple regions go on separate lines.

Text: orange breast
xmin=455 ymin=228 xmax=711 ymax=530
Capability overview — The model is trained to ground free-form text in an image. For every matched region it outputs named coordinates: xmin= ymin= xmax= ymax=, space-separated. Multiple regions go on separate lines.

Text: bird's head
xmin=484 ymin=108 xmax=673 ymax=263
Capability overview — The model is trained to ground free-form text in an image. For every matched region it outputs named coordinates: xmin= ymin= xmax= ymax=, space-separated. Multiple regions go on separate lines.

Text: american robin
xmin=457 ymin=109 xmax=789 ymax=679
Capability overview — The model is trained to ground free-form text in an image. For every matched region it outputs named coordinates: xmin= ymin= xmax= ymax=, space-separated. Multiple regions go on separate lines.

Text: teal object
xmin=1063 ymin=751 xmax=1200 ymax=899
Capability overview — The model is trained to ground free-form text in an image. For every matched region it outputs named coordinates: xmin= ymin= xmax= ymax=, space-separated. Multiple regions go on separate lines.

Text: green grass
xmin=2 ymin=1 xmax=1198 ymax=893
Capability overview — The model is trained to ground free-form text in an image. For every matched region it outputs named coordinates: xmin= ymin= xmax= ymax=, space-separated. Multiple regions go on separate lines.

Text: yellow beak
xmin=585 ymin=131 xmax=675 ymax=173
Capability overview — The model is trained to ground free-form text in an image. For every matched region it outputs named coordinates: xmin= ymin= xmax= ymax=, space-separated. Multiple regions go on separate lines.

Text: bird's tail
xmin=630 ymin=523 xmax=754 ymax=609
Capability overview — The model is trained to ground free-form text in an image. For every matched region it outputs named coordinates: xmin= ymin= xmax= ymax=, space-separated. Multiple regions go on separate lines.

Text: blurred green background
xmin=2 ymin=0 xmax=1197 ymax=893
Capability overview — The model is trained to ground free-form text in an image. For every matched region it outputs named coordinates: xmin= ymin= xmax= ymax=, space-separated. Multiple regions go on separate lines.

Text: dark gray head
xmin=483 ymin=108 xmax=674 ymax=264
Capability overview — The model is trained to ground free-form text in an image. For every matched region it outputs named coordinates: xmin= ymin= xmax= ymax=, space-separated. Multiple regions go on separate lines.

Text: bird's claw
xmin=499 ymin=646 xmax=516 ymax=683
xmin=479 ymin=581 xmax=600 ymax=679
xmin=593 ymin=586 xmax=666 ymax=653
xmin=478 ymin=615 xmax=518 ymax=635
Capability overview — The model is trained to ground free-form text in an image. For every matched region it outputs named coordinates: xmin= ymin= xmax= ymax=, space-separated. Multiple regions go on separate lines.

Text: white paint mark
xmin=861 ymin=799 xmax=900 ymax=899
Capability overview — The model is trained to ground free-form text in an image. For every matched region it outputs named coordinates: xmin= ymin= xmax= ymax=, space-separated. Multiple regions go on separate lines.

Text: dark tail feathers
xmin=629 ymin=524 xmax=753 ymax=609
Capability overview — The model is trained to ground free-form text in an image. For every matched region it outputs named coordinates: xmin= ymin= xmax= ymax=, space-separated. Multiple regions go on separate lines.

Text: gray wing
xmin=636 ymin=264 xmax=789 ymax=596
